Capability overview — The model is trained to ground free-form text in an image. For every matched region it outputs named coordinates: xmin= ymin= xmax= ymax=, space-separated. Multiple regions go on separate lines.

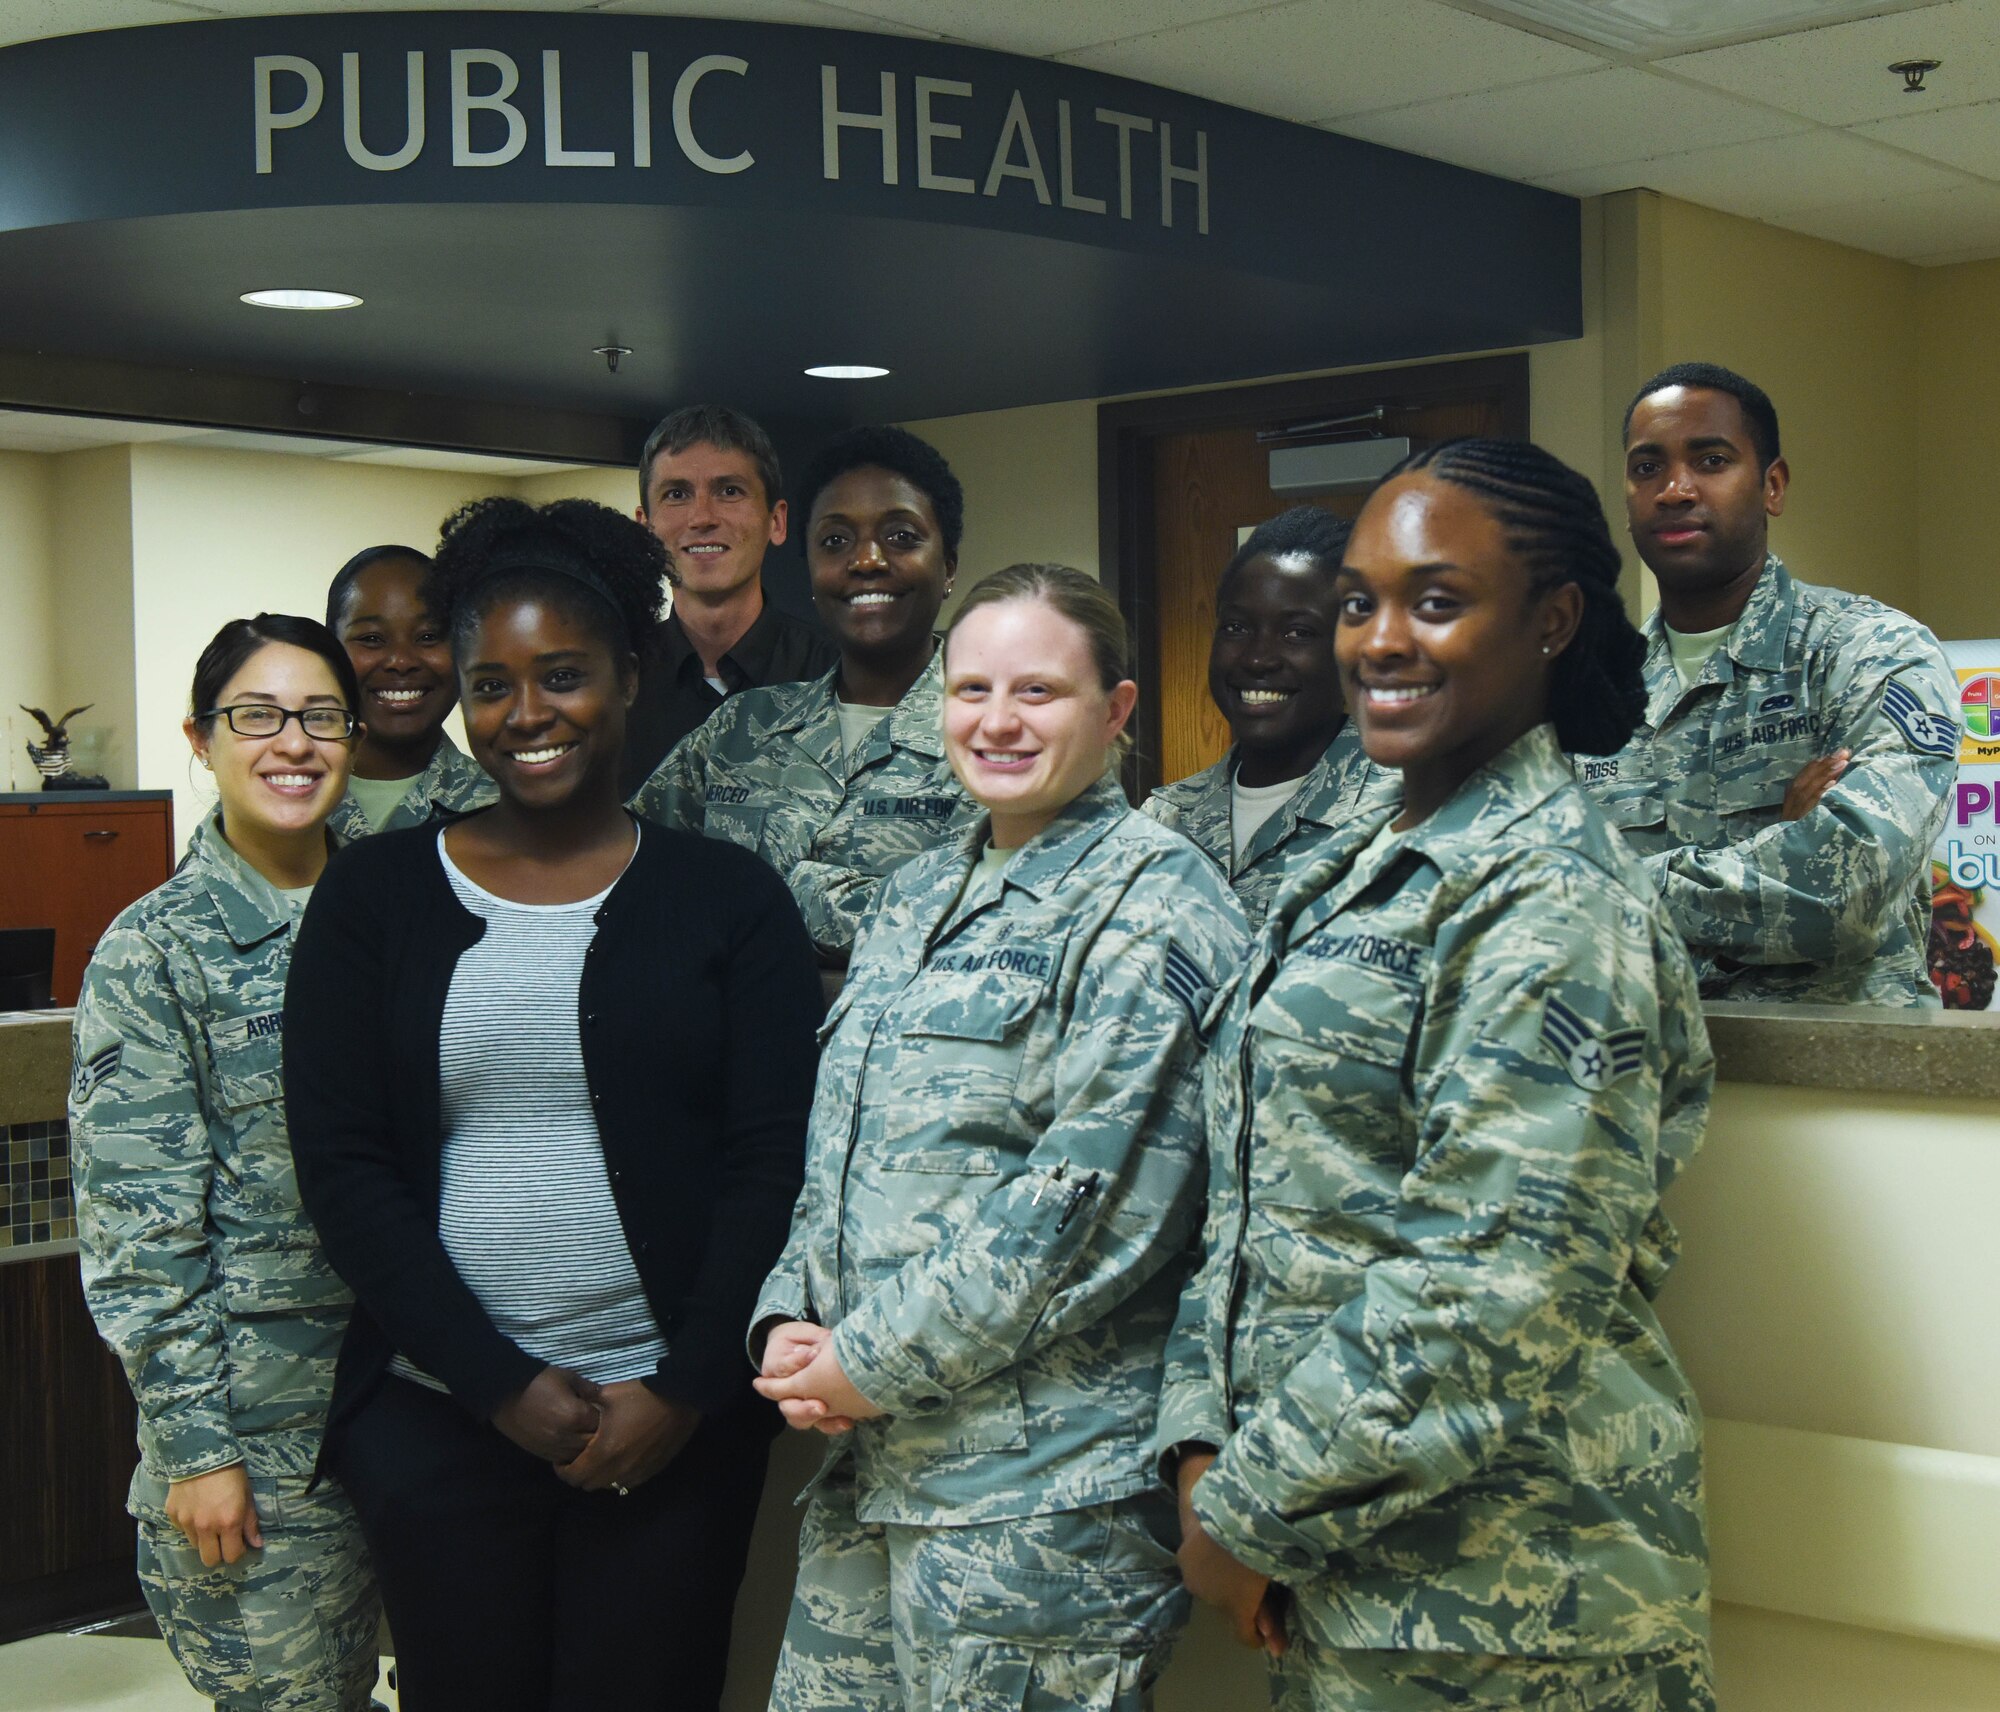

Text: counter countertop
xmin=5 ymin=998 xmax=1995 ymax=1123
xmin=0 ymin=790 xmax=170 ymax=804
xmin=1702 ymin=999 xmax=2000 ymax=1101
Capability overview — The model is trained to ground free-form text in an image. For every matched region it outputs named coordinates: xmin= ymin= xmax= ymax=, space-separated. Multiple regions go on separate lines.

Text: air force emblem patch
xmin=1882 ymin=679 xmax=1960 ymax=759
xmin=1540 ymin=995 xmax=1645 ymax=1092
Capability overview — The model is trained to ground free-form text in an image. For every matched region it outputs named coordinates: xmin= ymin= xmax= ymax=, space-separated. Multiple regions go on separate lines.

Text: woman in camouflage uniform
xmin=1142 ymin=504 xmax=1393 ymax=929
xmin=71 ymin=613 xmax=381 ymax=1712
xmin=1163 ymin=442 xmax=1718 ymax=1710
xmin=754 ymin=564 xmax=1249 ymax=1712
xmin=631 ymin=426 xmax=980 ymax=965
xmin=323 ymin=545 xmax=495 ymax=842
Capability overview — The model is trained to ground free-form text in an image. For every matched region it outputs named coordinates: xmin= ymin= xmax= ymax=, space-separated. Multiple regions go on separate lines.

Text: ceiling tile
xmin=1779 ymin=179 xmax=2000 ymax=258
xmin=1854 ymin=93 xmax=2000 ymax=177
xmin=1056 ymin=0 xmax=1603 ymax=125
xmin=1328 ymin=66 xmax=1802 ymax=181
xmin=0 ymin=1 xmax=219 ymax=48
xmin=594 ymin=0 xmax=932 ymax=29
xmin=1533 ymin=125 xmax=1970 ymax=214
xmin=1661 ymin=0 xmax=1998 ymax=127
xmin=821 ymin=1 xmax=1267 ymax=57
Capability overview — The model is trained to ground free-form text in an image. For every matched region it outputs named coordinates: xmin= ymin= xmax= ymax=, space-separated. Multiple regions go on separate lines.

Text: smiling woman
xmin=1163 ymin=441 xmax=1718 ymax=1712
xmin=751 ymin=562 xmax=1248 ymax=1712
xmin=1141 ymin=504 xmax=1396 ymax=927
xmin=631 ymin=424 xmax=981 ymax=966
xmin=323 ymin=544 xmax=496 ymax=843
xmin=68 ymin=613 xmax=382 ymax=1712
xmin=283 ymin=497 xmax=822 ymax=1712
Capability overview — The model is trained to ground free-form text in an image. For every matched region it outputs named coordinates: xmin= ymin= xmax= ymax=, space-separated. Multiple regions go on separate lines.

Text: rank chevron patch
xmin=1882 ymin=678 xmax=1960 ymax=759
xmin=1540 ymin=994 xmax=1646 ymax=1092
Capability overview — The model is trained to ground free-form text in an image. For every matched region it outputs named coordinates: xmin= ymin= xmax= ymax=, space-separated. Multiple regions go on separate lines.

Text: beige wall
xmin=1917 ymin=257 xmax=2000 ymax=642
xmin=0 ymin=449 xmax=56 ymax=790
xmin=1654 ymin=198 xmax=1923 ymax=614
xmin=49 ymin=446 xmax=139 ymax=792
xmin=1 ymin=441 xmax=630 ymax=837
xmin=124 ymin=444 xmax=515 ymax=845
xmin=897 ymin=398 xmax=1103 ymax=614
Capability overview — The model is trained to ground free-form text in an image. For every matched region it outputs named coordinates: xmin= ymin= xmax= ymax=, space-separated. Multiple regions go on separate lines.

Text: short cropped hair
xmin=638 ymin=404 xmax=783 ymax=511
xmin=796 ymin=426 xmax=965 ymax=564
xmin=1624 ymin=362 xmax=1781 ymax=472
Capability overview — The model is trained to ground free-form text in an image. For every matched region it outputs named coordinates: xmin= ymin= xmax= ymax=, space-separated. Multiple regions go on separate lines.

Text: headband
xmin=472 ymin=544 xmax=621 ymax=615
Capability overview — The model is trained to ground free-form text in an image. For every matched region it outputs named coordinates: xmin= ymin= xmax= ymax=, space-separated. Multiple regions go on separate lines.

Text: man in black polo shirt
xmin=621 ymin=403 xmax=838 ymax=795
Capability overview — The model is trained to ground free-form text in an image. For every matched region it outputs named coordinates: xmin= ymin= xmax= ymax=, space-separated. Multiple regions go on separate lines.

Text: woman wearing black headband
xmin=286 ymin=497 xmax=821 ymax=1712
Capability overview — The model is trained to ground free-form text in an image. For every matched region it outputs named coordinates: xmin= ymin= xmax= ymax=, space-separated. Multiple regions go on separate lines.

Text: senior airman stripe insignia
xmin=1540 ymin=995 xmax=1646 ymax=1091
xmin=72 ymin=1041 xmax=121 ymax=1102
xmin=1882 ymin=679 xmax=1960 ymax=758
xmin=1163 ymin=944 xmax=1215 ymax=1031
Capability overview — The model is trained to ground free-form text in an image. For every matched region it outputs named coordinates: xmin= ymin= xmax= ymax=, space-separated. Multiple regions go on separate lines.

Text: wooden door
xmin=0 ymin=799 xmax=175 ymax=1005
xmin=1101 ymin=355 xmax=1530 ymax=794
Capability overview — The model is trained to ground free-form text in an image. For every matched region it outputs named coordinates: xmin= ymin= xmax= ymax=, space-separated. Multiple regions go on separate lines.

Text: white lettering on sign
xmin=983 ymin=90 xmax=1050 ymax=205
xmin=1056 ymin=100 xmax=1104 ymax=215
xmin=342 ymin=51 xmax=424 ymax=172
xmin=914 ymin=76 xmax=973 ymax=195
xmin=254 ymin=55 xmax=323 ymax=173
xmin=544 ymin=50 xmax=615 ymax=167
xmin=822 ymin=65 xmax=897 ymax=185
xmin=249 ymin=45 xmax=1211 ymax=233
xmin=674 ymin=54 xmax=752 ymax=175
xmin=451 ymin=49 xmax=526 ymax=168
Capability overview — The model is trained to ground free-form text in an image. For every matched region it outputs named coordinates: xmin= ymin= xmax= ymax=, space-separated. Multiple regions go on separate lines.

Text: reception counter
xmin=6 ymin=1005 xmax=1998 ymax=1705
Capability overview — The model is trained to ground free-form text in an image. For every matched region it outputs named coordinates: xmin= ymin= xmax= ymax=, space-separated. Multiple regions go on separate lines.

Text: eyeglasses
xmin=200 ymin=703 xmax=358 ymax=740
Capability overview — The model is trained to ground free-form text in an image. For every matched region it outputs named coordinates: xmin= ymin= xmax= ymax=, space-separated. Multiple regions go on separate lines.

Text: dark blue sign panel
xmin=0 ymin=11 xmax=1578 ymax=332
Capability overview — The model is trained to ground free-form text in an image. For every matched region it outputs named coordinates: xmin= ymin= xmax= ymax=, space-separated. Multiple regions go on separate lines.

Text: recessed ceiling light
xmin=805 ymin=364 xmax=890 ymax=380
xmin=240 ymin=288 xmax=363 ymax=311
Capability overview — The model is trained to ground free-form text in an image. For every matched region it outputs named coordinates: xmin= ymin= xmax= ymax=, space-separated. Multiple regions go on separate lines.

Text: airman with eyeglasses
xmin=196 ymin=703 xmax=359 ymax=741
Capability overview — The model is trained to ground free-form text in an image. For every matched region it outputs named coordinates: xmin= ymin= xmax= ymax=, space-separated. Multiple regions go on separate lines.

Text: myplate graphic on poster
xmin=1929 ymin=641 xmax=2000 ymax=1008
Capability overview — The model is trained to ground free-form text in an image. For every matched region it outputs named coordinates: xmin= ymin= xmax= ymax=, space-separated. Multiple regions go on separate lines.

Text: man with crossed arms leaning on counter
xmin=1579 ymin=362 xmax=1956 ymax=1006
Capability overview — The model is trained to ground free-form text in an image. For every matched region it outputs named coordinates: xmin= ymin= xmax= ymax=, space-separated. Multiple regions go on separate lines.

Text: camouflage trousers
xmin=769 ymin=1466 xmax=1190 ymax=1712
xmin=130 ymin=1464 xmax=382 ymax=1712
xmin=1269 ymin=1594 xmax=1715 ymax=1712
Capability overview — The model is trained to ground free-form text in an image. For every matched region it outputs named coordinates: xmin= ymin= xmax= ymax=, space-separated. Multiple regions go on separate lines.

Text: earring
xmin=1542 ymin=645 xmax=1553 ymax=655
xmin=199 ymin=753 xmax=213 ymax=770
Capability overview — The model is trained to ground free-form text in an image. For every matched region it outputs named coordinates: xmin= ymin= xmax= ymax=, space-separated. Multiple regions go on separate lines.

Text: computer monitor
xmin=0 ymin=927 xmax=56 ymax=1010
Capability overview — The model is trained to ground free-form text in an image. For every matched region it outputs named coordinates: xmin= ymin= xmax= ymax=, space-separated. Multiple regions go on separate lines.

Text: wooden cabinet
xmin=0 ymin=794 xmax=174 ymax=1006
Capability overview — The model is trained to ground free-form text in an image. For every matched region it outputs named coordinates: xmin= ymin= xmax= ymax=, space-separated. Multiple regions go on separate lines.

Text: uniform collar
xmin=1269 ymin=722 xmax=1384 ymax=833
xmin=1640 ymin=551 xmax=1795 ymax=723
xmin=769 ymin=648 xmax=946 ymax=767
xmin=1266 ymin=724 xmax=1567 ymax=949
xmin=963 ymin=773 xmax=1129 ymax=904
xmin=1399 ymin=721 xmax=1572 ymax=863
xmin=188 ymin=811 xmax=299 ymax=949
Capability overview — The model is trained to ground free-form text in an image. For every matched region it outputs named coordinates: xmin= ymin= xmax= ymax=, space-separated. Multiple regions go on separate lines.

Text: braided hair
xmin=1223 ymin=503 xmax=1350 ymax=588
xmin=1388 ymin=439 xmax=1645 ymax=757
xmin=426 ymin=496 xmax=665 ymax=668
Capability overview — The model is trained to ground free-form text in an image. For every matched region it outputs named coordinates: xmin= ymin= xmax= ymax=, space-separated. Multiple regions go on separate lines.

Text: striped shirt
xmin=390 ymin=826 xmax=666 ymax=1391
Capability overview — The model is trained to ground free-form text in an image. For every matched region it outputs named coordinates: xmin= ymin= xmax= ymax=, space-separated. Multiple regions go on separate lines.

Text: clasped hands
xmin=753 ymin=1320 xmax=886 ymax=1433
xmin=491 ymin=1366 xmax=700 ymax=1494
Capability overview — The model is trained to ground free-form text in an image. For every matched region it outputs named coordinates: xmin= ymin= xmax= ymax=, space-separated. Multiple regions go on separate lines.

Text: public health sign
xmin=1930 ymin=641 xmax=2000 ymax=1007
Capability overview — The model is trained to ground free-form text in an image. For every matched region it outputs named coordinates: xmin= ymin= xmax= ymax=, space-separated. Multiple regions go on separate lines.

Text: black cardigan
xmin=284 ymin=816 xmax=820 ymax=1455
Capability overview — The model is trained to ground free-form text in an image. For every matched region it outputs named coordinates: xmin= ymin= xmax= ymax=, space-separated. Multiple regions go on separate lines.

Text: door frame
xmin=1097 ymin=351 xmax=1530 ymax=796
